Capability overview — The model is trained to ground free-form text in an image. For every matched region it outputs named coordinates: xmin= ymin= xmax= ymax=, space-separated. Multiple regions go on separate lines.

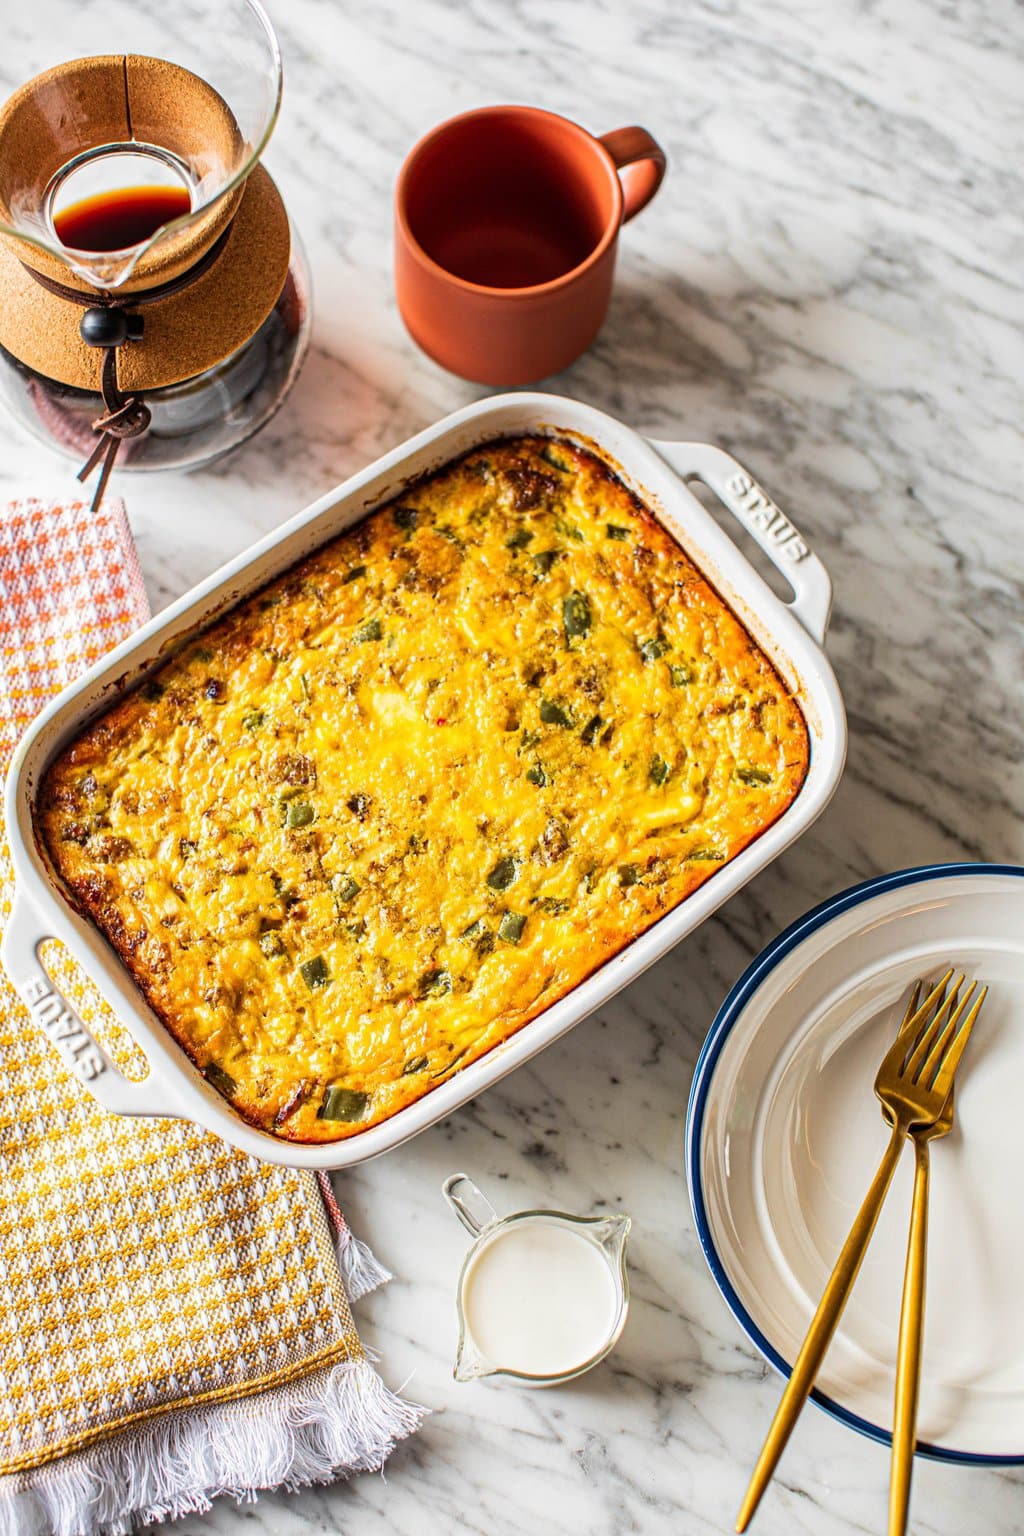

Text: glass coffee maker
xmin=0 ymin=0 xmax=309 ymax=506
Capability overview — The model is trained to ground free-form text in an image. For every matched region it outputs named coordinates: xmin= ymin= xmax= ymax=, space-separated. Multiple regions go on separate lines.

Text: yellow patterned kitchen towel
xmin=0 ymin=498 xmax=421 ymax=1536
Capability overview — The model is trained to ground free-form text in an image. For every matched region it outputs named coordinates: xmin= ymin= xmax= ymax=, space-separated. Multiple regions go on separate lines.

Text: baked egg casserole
xmin=39 ymin=436 xmax=808 ymax=1142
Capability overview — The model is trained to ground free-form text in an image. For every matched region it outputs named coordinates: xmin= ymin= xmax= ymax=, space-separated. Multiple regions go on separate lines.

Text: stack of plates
xmin=687 ymin=864 xmax=1024 ymax=1464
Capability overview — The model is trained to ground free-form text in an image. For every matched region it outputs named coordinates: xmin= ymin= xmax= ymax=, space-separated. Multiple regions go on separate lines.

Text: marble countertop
xmin=3 ymin=0 xmax=1022 ymax=1532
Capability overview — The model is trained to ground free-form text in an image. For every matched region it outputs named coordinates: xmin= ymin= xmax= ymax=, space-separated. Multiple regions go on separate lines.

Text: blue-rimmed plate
xmin=686 ymin=863 xmax=1024 ymax=1464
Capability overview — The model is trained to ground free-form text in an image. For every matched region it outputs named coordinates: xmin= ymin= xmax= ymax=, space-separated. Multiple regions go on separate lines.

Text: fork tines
xmin=895 ymin=971 xmax=988 ymax=1096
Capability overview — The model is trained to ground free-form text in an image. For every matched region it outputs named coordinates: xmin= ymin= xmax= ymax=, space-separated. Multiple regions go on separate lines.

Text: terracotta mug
xmin=394 ymin=105 xmax=666 ymax=385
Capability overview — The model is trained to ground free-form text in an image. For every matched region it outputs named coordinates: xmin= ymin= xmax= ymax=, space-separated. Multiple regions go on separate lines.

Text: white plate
xmin=687 ymin=864 xmax=1024 ymax=1463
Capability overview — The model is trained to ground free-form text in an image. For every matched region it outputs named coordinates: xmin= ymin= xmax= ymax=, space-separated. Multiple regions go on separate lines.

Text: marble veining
xmin=1 ymin=0 xmax=1021 ymax=1532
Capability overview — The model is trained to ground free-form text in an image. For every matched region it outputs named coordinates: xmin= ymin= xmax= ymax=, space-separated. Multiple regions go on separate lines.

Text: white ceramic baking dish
xmin=2 ymin=393 xmax=846 ymax=1169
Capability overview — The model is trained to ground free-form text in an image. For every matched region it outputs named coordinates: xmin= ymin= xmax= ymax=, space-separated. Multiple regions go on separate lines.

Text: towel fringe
xmin=335 ymin=1229 xmax=393 ymax=1301
xmin=315 ymin=1172 xmax=392 ymax=1301
xmin=0 ymin=1359 xmax=424 ymax=1536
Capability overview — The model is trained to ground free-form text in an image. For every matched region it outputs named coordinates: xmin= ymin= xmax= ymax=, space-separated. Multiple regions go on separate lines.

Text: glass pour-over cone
xmin=0 ymin=1 xmax=308 ymax=490
xmin=0 ymin=0 xmax=282 ymax=291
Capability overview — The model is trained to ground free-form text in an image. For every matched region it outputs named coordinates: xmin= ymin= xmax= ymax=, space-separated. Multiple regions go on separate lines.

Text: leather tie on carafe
xmin=19 ymin=221 xmax=233 ymax=511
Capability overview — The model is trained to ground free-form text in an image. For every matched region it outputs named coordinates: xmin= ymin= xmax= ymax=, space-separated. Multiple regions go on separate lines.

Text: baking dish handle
xmin=1 ymin=893 xmax=171 ymax=1119
xmin=649 ymin=441 xmax=833 ymax=645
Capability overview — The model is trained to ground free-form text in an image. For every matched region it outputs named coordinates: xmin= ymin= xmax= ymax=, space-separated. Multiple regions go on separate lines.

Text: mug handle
xmin=599 ymin=126 xmax=667 ymax=223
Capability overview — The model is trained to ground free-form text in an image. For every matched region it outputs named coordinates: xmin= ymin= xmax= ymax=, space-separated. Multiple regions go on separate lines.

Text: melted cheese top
xmin=40 ymin=437 xmax=808 ymax=1141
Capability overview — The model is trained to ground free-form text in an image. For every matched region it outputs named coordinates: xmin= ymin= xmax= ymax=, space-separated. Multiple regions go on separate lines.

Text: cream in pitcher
xmin=443 ymin=1174 xmax=630 ymax=1385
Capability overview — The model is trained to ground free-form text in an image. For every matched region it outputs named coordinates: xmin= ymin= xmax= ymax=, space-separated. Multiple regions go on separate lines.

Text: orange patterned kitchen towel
xmin=0 ymin=498 xmax=421 ymax=1536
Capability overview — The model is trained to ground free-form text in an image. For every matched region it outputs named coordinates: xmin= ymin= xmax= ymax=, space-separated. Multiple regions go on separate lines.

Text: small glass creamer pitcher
xmin=443 ymin=1172 xmax=630 ymax=1387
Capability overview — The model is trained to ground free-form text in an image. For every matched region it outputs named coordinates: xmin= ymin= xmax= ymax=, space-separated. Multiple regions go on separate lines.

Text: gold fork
xmin=736 ymin=969 xmax=987 ymax=1533
xmin=887 ymin=977 xmax=962 ymax=1536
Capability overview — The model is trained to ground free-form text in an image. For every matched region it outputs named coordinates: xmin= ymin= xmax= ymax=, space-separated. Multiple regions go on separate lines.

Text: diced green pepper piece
xmin=353 ymin=617 xmax=382 ymax=644
xmin=401 ymin=1056 xmax=430 ymax=1076
xmin=203 ymin=1062 xmax=236 ymax=1096
xmin=649 ymin=754 xmax=671 ymax=787
xmin=539 ymin=698 xmax=572 ymax=727
xmin=342 ymin=564 xmax=366 ymax=583
xmin=272 ymin=872 xmax=300 ymax=908
xmin=736 ymin=766 xmax=773 ymax=786
xmin=487 ymin=856 xmax=518 ymax=891
xmin=506 ymin=528 xmax=534 ymax=550
xmin=581 ymin=714 xmax=604 ymax=746
xmin=284 ymin=800 xmax=315 ymax=828
xmin=417 ymin=967 xmax=452 ymax=998
xmin=639 ymin=635 xmax=669 ymax=663
xmin=242 ymin=710 xmax=265 ymax=731
xmin=300 ymin=955 xmax=331 ymax=990
xmin=259 ymin=930 xmax=285 ymax=958
xmin=562 ymin=590 xmax=592 ymax=640
xmin=685 ymin=847 xmax=726 ymax=863
xmin=393 ymin=505 xmax=418 ymax=530
xmin=431 ymin=1045 xmax=470 ymax=1078
xmin=526 ymin=763 xmax=550 ymax=787
xmin=536 ymin=896 xmax=569 ymax=914
xmin=539 ymin=444 xmax=571 ymax=473
xmin=318 ymin=1086 xmax=370 ymax=1121
xmin=670 ymin=663 xmax=694 ymax=687
xmin=532 ymin=549 xmax=561 ymax=575
xmin=617 ymin=864 xmax=641 ymax=887
xmin=498 ymin=911 xmax=527 ymax=945
xmin=460 ymin=917 xmax=494 ymax=955
xmin=606 ymin=524 xmax=630 ymax=541
xmin=331 ymin=873 xmax=360 ymax=903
